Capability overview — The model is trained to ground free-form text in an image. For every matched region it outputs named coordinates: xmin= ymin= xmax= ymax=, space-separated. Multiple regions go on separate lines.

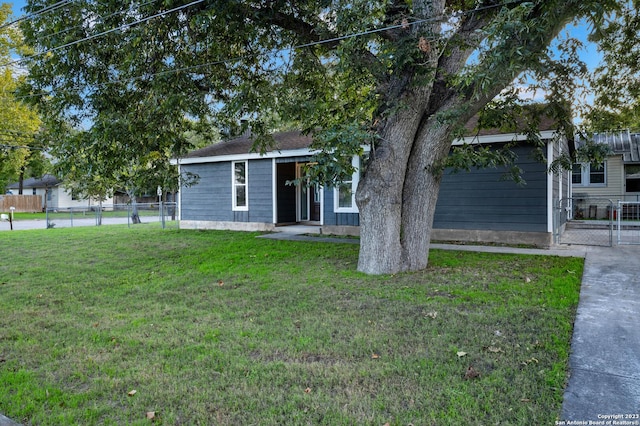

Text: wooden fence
xmin=0 ymin=195 xmax=42 ymax=213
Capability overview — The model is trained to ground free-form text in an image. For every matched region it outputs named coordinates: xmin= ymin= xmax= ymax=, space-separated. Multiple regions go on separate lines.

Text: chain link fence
xmin=45 ymin=202 xmax=178 ymax=230
xmin=555 ymin=197 xmax=614 ymax=246
xmin=617 ymin=201 xmax=640 ymax=245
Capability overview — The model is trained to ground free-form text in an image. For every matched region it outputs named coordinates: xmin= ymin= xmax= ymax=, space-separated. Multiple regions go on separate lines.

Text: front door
xmin=297 ymin=164 xmax=321 ymax=223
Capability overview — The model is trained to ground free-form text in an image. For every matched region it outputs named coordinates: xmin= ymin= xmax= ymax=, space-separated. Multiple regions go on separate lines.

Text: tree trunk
xmin=356 ymin=103 xmax=427 ymax=274
xmin=129 ymin=192 xmax=141 ymax=224
xmin=357 ymin=99 xmax=489 ymax=274
xmin=18 ymin=169 xmax=24 ymax=195
xmin=399 ymin=122 xmax=454 ymax=271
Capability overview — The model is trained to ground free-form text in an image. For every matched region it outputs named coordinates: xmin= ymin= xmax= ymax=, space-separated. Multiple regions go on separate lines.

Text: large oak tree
xmin=21 ymin=0 xmax=623 ymax=273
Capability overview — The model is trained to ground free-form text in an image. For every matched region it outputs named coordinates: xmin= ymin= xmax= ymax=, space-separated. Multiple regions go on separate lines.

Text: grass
xmin=0 ymin=227 xmax=583 ymax=425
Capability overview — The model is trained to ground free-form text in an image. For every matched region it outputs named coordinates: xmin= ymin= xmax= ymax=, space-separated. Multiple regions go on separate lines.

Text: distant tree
xmin=0 ymin=4 xmax=42 ymax=193
xmin=586 ymin=2 xmax=640 ymax=132
xmin=21 ymin=0 xmax=623 ymax=273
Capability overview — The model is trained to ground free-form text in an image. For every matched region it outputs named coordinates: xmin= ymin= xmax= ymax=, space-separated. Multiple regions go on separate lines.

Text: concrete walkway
xmin=560 ymin=245 xmax=640 ymax=422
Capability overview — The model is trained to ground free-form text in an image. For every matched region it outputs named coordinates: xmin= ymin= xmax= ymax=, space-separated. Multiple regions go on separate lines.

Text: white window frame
xmin=334 ymin=156 xmax=360 ymax=213
xmin=572 ymin=161 xmax=606 ymax=187
xmin=232 ymin=160 xmax=248 ymax=211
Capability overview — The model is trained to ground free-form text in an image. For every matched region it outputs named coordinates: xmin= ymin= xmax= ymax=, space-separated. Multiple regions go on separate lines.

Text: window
xmin=572 ymin=162 xmax=606 ymax=187
xmin=625 ymin=165 xmax=640 ymax=192
xmin=589 ymin=163 xmax=605 ymax=184
xmin=334 ymin=156 xmax=361 ymax=213
xmin=32 ymin=188 xmax=37 ymax=195
xmin=572 ymin=163 xmax=582 ymax=185
xmin=232 ymin=161 xmax=248 ymax=210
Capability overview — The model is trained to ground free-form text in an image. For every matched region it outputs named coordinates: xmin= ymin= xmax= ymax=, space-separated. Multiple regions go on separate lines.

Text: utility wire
xmin=36 ymin=0 xmax=160 ymax=44
xmin=0 ymin=0 xmax=72 ymax=31
xmin=1 ymin=0 xmax=206 ymax=68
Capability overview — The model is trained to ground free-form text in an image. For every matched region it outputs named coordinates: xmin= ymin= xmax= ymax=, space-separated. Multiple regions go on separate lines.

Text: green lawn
xmin=0 ymin=227 xmax=583 ymax=425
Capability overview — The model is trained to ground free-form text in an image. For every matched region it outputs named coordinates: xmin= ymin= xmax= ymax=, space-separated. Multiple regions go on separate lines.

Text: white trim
xmin=334 ymin=156 xmax=360 ymax=213
xmin=172 ymin=148 xmax=319 ymax=165
xmin=572 ymin=161 xmax=607 ymax=188
xmin=547 ymin=140 xmax=554 ymax=233
xmin=319 ymin=186 xmax=324 ymax=225
xmin=232 ymin=160 xmax=249 ymax=211
xmin=177 ymin=162 xmax=182 ymax=221
xmin=272 ymin=159 xmax=277 ymax=224
xmin=453 ymin=130 xmax=557 ymax=146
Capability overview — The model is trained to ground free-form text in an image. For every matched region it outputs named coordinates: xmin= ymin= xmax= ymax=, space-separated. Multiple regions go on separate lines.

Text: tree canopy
xmin=19 ymin=0 xmax=630 ymax=273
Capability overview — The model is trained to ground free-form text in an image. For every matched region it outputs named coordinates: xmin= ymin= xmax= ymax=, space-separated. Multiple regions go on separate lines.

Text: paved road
xmin=0 ymin=216 xmax=167 ymax=231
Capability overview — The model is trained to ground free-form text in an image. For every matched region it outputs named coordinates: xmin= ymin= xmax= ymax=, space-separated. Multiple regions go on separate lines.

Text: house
xmin=5 ymin=174 xmax=114 ymax=210
xmin=568 ymin=131 xmax=640 ymax=221
xmin=174 ymin=121 xmax=572 ymax=247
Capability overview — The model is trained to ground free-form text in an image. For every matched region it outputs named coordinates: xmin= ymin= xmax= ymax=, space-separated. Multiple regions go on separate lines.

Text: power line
xmin=0 ymin=0 xmax=72 ymax=31
xmin=11 ymin=0 xmax=523 ymax=102
xmin=36 ymin=0 xmax=159 ymax=45
xmin=1 ymin=0 xmax=206 ymax=69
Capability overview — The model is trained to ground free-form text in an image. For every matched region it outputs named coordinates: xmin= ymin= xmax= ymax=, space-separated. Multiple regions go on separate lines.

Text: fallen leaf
xmin=520 ymin=398 xmax=531 ymax=402
xmin=456 ymin=351 xmax=467 ymax=358
xmin=383 ymin=423 xmax=391 ymax=426
xmin=463 ymin=365 xmax=480 ymax=380
xmin=304 ymin=387 xmax=312 ymax=394
xmin=494 ymin=330 xmax=503 ymax=337
xmin=371 ymin=353 xmax=380 ymax=359
xmin=218 ymin=280 xmax=224 ymax=286
xmin=145 ymin=411 xmax=155 ymax=420
xmin=401 ymin=18 xmax=409 ymax=29
xmin=525 ymin=277 xmax=531 ymax=283
xmin=128 ymin=390 xmax=137 ymax=397
xmin=424 ymin=311 xmax=438 ymax=319
xmin=486 ymin=346 xmax=503 ymax=353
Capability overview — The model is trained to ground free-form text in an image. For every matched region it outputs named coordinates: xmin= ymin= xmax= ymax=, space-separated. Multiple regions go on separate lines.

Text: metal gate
xmin=617 ymin=201 xmax=640 ymax=245
xmin=555 ymin=197 xmax=614 ymax=247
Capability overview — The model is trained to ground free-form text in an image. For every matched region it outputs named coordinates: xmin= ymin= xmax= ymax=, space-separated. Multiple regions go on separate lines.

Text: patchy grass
xmin=0 ymin=227 xmax=582 ymax=425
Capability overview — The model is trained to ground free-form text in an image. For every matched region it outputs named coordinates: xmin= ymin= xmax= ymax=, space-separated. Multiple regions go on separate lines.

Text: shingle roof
xmin=463 ymin=113 xmax=558 ymax=136
xmin=185 ymin=114 xmax=559 ymax=159
xmin=184 ymin=130 xmax=314 ymax=158
xmin=6 ymin=174 xmax=60 ymax=189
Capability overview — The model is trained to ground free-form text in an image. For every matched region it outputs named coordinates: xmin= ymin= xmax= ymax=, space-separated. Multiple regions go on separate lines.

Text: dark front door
xmin=276 ymin=163 xmax=297 ymax=223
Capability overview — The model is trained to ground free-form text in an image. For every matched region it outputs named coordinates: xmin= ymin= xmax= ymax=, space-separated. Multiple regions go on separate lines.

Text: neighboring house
xmin=570 ymin=131 xmax=640 ymax=220
xmin=6 ymin=174 xmax=113 ymax=210
xmin=174 ymin=119 xmax=572 ymax=247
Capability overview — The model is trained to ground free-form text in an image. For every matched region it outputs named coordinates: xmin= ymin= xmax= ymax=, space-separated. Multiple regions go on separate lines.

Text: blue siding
xmin=181 ymin=159 xmax=273 ymax=223
xmin=247 ymin=159 xmax=273 ymax=222
xmin=323 ymin=188 xmax=360 ymax=226
xmin=182 ymin=143 xmax=548 ymax=232
xmin=181 ymin=163 xmax=233 ymax=221
xmin=433 ymin=145 xmax=548 ymax=232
